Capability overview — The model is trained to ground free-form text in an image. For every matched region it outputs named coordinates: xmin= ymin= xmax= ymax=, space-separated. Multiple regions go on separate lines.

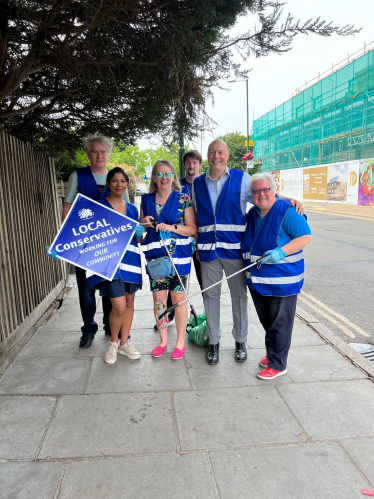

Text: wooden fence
xmin=0 ymin=131 xmax=65 ymax=367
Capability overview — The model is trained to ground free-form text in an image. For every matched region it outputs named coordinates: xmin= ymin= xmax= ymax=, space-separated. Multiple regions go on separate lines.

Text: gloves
xmin=160 ymin=230 xmax=172 ymax=241
xmin=134 ymin=225 xmax=145 ymax=238
xmin=262 ymin=247 xmax=286 ymax=264
xmin=191 ymin=237 xmax=196 ymax=255
xmin=46 ymin=246 xmax=61 ymax=260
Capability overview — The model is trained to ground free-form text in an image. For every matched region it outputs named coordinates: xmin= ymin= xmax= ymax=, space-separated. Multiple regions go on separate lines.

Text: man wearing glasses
xmin=62 ymin=133 xmax=129 ymax=349
xmin=193 ymin=140 xmax=303 ymax=365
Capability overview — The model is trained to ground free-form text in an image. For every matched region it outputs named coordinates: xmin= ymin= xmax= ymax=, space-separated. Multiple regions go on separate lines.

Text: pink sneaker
xmin=259 ymin=355 xmax=269 ymax=368
xmin=171 ymin=346 xmax=186 ymax=360
xmin=152 ymin=344 xmax=167 ymax=358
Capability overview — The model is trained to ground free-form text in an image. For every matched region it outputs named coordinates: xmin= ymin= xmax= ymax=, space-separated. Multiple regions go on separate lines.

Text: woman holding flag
xmin=87 ymin=167 xmax=145 ymax=365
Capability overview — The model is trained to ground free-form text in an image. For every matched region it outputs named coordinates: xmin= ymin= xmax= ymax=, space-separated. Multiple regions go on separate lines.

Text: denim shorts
xmin=99 ymin=276 xmax=142 ymax=298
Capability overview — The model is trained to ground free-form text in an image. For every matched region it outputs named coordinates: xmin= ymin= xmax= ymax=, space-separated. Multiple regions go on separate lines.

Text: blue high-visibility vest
xmin=242 ymin=199 xmax=304 ymax=296
xmin=87 ymin=199 xmax=142 ymax=288
xmin=77 ymin=167 xmax=110 ymax=200
xmin=194 ymin=169 xmax=246 ymax=261
xmin=141 ymin=191 xmax=192 ymax=276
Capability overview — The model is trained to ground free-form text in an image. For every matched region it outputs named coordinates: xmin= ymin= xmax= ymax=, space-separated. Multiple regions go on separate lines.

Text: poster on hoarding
xmin=303 ymin=167 xmax=327 ymax=200
xmin=279 ymin=169 xmax=303 ymax=199
xmin=326 ymin=161 xmax=359 ymax=204
xmin=48 ymin=194 xmax=137 ymax=280
xmin=358 ymin=158 xmax=374 ymax=206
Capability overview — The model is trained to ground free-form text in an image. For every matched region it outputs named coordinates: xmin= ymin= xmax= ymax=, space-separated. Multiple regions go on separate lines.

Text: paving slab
xmin=0 ymin=395 xmax=56 ymax=459
xmin=279 ymin=380 xmax=374 ymax=440
xmin=59 ymin=453 xmax=216 ymax=499
xmin=247 ymin=322 xmax=326 ymax=349
xmin=339 ymin=437 xmax=374 ymax=485
xmin=38 ymin=310 xmax=86 ymax=332
xmin=209 ymin=442 xmax=366 ymax=499
xmin=86 ymin=354 xmax=191 ymax=393
xmin=0 ymin=462 xmax=62 ymax=499
xmin=185 ymin=348 xmax=291 ymax=390
xmin=40 ymin=392 xmax=176 ymax=459
xmin=0 ymin=356 xmax=91 ymax=395
xmin=19 ymin=330 xmax=83 ymax=358
xmin=287 ymin=345 xmax=366 ymax=382
xmin=174 ymin=386 xmax=306 ymax=451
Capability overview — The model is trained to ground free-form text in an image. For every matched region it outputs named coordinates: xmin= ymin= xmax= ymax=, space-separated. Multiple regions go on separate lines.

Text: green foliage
xmin=110 ymin=144 xmax=179 ymax=178
xmin=201 ymin=160 xmax=210 ymax=174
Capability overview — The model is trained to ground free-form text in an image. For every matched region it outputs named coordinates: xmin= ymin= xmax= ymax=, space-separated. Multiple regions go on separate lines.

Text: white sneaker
xmin=118 ymin=341 xmax=141 ymax=359
xmin=105 ymin=342 xmax=118 ymax=364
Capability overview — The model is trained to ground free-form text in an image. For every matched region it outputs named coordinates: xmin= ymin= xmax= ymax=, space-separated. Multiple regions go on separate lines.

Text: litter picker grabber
xmin=158 ymin=255 xmax=266 ymax=321
xmin=158 ymin=232 xmax=198 ymax=327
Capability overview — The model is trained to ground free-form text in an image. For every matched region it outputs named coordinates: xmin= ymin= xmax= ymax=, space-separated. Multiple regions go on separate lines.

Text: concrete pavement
xmin=1 ymin=265 xmax=374 ymax=499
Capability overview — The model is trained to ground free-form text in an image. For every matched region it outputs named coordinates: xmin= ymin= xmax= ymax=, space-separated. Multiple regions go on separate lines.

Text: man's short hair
xmin=183 ymin=150 xmax=202 ymax=165
xmin=83 ymin=133 xmax=114 ymax=155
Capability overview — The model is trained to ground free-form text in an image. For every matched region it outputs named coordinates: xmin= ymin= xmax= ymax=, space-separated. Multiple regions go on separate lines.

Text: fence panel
xmin=0 ymin=131 xmax=64 ymax=355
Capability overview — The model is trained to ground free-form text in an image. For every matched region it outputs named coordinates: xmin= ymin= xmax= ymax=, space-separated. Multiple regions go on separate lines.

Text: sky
xmin=138 ymin=0 xmax=374 ymax=160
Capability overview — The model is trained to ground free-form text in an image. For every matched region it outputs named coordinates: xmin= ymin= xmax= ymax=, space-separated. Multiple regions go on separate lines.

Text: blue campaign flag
xmin=48 ymin=194 xmax=137 ymax=281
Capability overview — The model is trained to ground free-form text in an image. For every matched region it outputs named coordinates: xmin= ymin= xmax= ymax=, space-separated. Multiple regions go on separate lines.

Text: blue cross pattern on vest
xmin=48 ymin=194 xmax=137 ymax=280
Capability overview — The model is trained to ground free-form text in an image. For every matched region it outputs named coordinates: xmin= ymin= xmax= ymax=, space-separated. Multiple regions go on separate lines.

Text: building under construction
xmin=252 ymin=47 xmax=374 ymax=171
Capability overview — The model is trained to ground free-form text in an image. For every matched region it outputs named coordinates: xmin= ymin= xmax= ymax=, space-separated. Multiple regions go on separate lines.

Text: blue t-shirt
xmin=254 ymin=203 xmax=311 ymax=247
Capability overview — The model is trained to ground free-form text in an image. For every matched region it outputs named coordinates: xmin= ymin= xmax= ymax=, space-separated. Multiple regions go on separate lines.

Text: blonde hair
xmin=148 ymin=159 xmax=181 ymax=194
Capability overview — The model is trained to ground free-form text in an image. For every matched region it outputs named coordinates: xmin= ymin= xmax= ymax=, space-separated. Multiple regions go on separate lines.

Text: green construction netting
xmin=252 ymin=51 xmax=374 ymax=171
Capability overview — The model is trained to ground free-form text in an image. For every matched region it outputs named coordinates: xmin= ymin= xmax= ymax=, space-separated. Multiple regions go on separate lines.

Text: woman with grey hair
xmin=139 ymin=160 xmax=197 ymax=360
xmin=242 ymin=172 xmax=312 ymax=380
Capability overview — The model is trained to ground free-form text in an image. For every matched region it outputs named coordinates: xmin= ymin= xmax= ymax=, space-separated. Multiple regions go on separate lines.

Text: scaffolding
xmin=252 ymin=49 xmax=374 ymax=172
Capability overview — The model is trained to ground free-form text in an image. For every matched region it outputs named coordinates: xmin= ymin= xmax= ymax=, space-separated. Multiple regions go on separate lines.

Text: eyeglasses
xmin=91 ymin=150 xmax=108 ymax=155
xmin=252 ymin=188 xmax=271 ymax=195
xmin=156 ymin=172 xmax=173 ymax=178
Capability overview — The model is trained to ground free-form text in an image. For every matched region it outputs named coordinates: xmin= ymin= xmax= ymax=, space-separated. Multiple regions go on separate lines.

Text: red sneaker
xmin=257 ymin=367 xmax=287 ymax=380
xmin=259 ymin=355 xmax=268 ymax=368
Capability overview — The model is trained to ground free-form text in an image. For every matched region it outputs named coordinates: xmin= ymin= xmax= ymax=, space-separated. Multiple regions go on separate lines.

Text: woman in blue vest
xmin=242 ymin=173 xmax=312 ymax=380
xmin=140 ymin=160 xmax=197 ymax=360
xmin=87 ymin=167 xmax=145 ymax=365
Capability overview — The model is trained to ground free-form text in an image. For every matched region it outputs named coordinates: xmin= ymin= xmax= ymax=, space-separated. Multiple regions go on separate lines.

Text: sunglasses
xmin=156 ymin=172 xmax=173 ymax=178
xmin=252 ymin=188 xmax=271 ymax=195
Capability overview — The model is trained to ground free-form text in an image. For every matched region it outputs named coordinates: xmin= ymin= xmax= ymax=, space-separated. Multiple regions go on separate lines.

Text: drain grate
xmin=349 ymin=343 xmax=374 ymax=363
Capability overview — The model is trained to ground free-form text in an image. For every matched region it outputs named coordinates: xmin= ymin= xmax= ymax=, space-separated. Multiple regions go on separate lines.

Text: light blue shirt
xmin=200 ymin=167 xmax=253 ymax=215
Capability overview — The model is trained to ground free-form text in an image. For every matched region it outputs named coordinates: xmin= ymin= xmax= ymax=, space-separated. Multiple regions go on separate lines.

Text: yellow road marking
xmin=298 ymin=295 xmax=356 ymax=339
xmin=301 ymin=290 xmax=369 ymax=337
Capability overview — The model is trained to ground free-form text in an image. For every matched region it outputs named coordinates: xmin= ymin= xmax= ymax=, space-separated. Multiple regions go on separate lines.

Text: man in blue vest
xmin=193 ymin=139 xmax=303 ymax=365
xmin=180 ymin=150 xmax=203 ymax=289
xmin=62 ymin=133 xmax=129 ymax=349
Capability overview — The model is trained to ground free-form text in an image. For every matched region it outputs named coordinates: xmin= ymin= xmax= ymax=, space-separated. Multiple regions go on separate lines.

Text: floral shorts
xmin=149 ymin=274 xmax=188 ymax=293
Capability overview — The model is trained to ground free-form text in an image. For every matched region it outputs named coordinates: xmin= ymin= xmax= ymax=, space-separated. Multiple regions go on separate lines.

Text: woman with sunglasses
xmin=139 ymin=160 xmax=197 ymax=360
xmin=241 ymin=173 xmax=312 ymax=380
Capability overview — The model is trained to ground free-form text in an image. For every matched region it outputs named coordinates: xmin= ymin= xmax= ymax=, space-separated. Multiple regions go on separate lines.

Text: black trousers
xmin=75 ymin=266 xmax=111 ymax=336
xmin=250 ymin=289 xmax=297 ymax=371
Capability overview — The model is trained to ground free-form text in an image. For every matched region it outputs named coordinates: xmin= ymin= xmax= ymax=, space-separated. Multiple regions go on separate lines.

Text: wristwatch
xmin=174 ymin=224 xmax=178 ymax=233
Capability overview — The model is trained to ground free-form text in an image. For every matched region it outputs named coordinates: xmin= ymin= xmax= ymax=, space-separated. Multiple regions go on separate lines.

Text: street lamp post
xmin=228 ymin=78 xmax=249 ymax=155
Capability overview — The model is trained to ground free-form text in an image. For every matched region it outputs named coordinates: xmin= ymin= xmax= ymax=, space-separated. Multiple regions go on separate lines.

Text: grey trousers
xmin=201 ymin=258 xmax=248 ymax=345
